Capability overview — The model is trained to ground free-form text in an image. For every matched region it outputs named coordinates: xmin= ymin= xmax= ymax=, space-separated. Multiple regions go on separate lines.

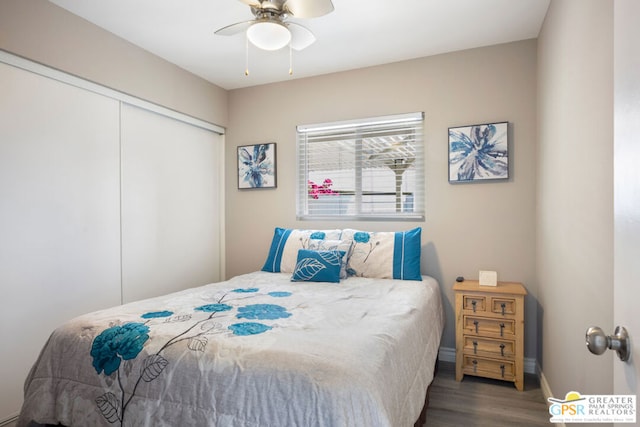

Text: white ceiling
xmin=49 ymin=0 xmax=550 ymax=90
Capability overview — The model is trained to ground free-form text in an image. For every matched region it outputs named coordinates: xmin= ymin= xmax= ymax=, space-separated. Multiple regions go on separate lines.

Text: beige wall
xmin=226 ymin=40 xmax=539 ymax=357
xmin=0 ymin=0 xmax=228 ymax=126
xmin=537 ymin=0 xmax=613 ymax=395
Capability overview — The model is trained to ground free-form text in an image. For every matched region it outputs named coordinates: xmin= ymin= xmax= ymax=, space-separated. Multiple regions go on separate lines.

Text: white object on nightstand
xmin=479 ymin=270 xmax=498 ymax=286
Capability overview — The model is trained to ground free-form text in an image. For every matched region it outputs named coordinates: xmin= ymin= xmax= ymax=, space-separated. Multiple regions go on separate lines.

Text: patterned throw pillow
xmin=342 ymin=227 xmax=422 ymax=281
xmin=291 ymin=249 xmax=345 ymax=283
xmin=262 ymin=227 xmax=343 ymax=273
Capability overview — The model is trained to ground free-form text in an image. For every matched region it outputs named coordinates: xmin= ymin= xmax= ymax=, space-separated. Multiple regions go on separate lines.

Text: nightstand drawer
xmin=463 ymin=294 xmax=487 ymax=313
xmin=463 ymin=336 xmax=515 ymax=359
xmin=491 ymin=297 xmax=516 ymax=316
xmin=463 ymin=315 xmax=516 ymax=338
xmin=463 ymin=355 xmax=515 ymax=381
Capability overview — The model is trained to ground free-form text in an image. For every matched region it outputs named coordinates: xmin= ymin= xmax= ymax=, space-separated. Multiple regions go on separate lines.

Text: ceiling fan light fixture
xmin=247 ymin=21 xmax=291 ymax=51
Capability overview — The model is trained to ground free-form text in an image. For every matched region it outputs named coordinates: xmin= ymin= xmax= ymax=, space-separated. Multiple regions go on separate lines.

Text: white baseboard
xmin=438 ymin=346 xmax=536 ymax=374
xmin=538 ymin=361 xmax=553 ymax=402
xmin=438 ymin=346 xmax=456 ymax=363
xmin=538 ymin=362 xmax=566 ymax=427
xmin=0 ymin=413 xmax=18 ymax=427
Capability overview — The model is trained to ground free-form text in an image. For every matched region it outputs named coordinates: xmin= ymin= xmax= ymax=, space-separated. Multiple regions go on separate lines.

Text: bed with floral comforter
xmin=18 ymin=270 xmax=443 ymax=427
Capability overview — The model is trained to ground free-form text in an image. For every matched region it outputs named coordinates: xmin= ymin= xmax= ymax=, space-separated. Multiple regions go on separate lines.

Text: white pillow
xmin=342 ymin=227 xmax=422 ymax=281
xmin=262 ymin=228 xmax=343 ymax=273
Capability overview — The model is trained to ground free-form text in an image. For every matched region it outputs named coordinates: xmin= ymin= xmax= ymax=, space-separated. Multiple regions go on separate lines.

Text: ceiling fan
xmin=215 ymin=0 xmax=335 ymax=52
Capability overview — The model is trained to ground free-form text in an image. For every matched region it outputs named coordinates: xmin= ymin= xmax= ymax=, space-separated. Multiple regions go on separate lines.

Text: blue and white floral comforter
xmin=18 ymin=272 xmax=444 ymax=427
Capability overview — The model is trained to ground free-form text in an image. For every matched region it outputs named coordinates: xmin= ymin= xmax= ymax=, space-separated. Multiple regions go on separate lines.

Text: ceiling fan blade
xmin=214 ymin=20 xmax=253 ymax=36
xmin=283 ymin=0 xmax=334 ymax=18
xmin=238 ymin=0 xmax=262 ymax=7
xmin=287 ymin=22 xmax=316 ymax=50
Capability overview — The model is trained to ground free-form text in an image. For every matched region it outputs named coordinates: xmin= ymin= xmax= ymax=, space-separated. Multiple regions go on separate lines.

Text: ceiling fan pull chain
xmin=289 ymin=43 xmax=293 ymax=76
xmin=245 ymin=34 xmax=250 ymax=76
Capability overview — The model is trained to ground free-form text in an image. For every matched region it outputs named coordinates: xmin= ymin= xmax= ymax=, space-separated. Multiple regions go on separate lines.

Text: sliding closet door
xmin=120 ymin=104 xmax=222 ymax=303
xmin=0 ymin=63 xmax=121 ymax=420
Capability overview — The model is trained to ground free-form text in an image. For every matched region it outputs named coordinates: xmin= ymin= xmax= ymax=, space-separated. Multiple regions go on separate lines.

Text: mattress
xmin=18 ymin=271 xmax=444 ymax=427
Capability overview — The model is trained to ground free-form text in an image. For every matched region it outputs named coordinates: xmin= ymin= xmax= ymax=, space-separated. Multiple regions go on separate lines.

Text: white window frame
xmin=296 ymin=112 xmax=425 ymax=221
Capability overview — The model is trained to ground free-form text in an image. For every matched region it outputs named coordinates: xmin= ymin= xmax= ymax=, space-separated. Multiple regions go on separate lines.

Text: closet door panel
xmin=121 ymin=104 xmax=221 ymax=303
xmin=0 ymin=63 xmax=121 ymax=419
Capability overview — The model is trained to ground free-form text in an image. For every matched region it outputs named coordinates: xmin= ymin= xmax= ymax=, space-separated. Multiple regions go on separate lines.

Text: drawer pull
xmin=501 ymin=302 xmax=506 ymax=316
xmin=474 ymin=320 xmax=479 ymax=334
xmin=500 ymin=343 xmax=505 ymax=357
xmin=500 ymin=364 xmax=505 ymax=378
xmin=473 ymin=340 xmax=478 ymax=354
xmin=499 ymin=323 xmax=505 ymax=337
xmin=471 ymin=300 xmax=477 ymax=312
xmin=472 ymin=359 xmax=478 ymax=373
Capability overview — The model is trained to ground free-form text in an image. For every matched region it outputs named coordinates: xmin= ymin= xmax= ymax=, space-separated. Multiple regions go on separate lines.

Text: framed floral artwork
xmin=448 ymin=121 xmax=509 ymax=182
xmin=237 ymin=143 xmax=277 ymax=189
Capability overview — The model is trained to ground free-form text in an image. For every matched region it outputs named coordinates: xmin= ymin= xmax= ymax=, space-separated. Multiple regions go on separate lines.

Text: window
xmin=297 ymin=112 xmax=425 ymax=220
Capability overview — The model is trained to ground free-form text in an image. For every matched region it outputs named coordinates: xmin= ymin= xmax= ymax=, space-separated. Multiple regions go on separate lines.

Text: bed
xmin=18 ymin=227 xmax=444 ymax=427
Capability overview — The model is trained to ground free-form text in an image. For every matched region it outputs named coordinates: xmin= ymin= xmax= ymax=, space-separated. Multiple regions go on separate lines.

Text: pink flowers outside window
xmin=308 ymin=179 xmax=338 ymax=199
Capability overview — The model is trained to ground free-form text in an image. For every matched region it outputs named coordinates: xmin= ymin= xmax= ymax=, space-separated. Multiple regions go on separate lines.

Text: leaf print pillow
xmin=307 ymin=239 xmax=352 ymax=279
xmin=291 ymin=249 xmax=345 ymax=283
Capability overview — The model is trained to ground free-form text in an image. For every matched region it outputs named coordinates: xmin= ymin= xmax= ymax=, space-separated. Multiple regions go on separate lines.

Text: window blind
xmin=297 ymin=112 xmax=425 ymax=220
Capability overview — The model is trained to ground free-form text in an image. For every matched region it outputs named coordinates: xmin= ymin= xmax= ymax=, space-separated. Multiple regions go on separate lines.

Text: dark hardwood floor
xmin=423 ymin=361 xmax=550 ymax=426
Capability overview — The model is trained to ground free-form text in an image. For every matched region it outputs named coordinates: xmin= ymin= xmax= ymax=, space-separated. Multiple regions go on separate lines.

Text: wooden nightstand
xmin=454 ymin=280 xmax=527 ymax=391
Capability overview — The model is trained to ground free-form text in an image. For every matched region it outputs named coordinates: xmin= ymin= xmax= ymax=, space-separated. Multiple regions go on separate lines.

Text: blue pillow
xmin=291 ymin=249 xmax=345 ymax=283
xmin=262 ymin=227 xmax=293 ymax=273
xmin=343 ymin=227 xmax=422 ymax=281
